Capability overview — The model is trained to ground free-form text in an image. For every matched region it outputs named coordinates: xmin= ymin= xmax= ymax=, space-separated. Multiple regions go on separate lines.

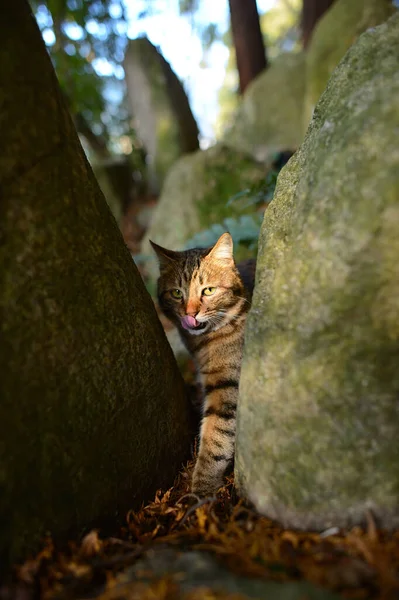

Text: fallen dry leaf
xmin=80 ymin=530 xmax=102 ymax=557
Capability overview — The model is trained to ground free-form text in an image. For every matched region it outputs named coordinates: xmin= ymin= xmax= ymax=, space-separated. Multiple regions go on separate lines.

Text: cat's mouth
xmin=181 ymin=315 xmax=207 ymax=332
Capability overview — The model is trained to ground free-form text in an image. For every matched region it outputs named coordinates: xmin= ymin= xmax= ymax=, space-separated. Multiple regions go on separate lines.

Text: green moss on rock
xmin=236 ymin=13 xmax=399 ymax=530
xmin=0 ymin=3 xmax=191 ymax=565
xmin=223 ymin=53 xmax=305 ymax=162
xmin=304 ymin=0 xmax=395 ymax=130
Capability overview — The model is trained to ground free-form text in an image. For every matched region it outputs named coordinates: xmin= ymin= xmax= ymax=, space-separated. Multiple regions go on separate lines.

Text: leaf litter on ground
xmin=3 ymin=460 xmax=399 ymax=600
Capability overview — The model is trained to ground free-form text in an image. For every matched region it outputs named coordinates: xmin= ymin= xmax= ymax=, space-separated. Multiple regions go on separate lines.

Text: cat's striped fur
xmin=150 ymin=233 xmax=255 ymax=496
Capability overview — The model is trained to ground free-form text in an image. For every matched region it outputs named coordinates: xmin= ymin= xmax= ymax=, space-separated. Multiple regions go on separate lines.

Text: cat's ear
xmin=150 ymin=240 xmax=180 ymax=267
xmin=207 ymin=232 xmax=234 ymax=262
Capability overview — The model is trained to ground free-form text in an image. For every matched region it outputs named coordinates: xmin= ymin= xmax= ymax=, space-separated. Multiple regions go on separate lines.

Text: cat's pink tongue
xmin=181 ymin=315 xmax=199 ymax=330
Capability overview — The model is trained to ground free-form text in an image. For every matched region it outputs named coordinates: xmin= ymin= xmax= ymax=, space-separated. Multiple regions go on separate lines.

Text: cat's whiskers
xmin=206 ymin=313 xmax=226 ymax=328
xmin=235 ymin=295 xmax=251 ymax=305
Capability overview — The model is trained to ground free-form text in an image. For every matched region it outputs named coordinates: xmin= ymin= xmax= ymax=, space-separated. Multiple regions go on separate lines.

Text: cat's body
xmin=151 ymin=233 xmax=255 ymax=497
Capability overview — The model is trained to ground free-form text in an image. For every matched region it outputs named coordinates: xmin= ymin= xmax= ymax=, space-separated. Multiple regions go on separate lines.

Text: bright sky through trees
xmin=38 ymin=0 xmax=277 ymax=143
xmin=123 ymin=0 xmax=276 ymax=142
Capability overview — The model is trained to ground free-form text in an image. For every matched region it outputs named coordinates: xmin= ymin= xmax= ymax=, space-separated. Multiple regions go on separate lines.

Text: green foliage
xmin=227 ymin=168 xmax=279 ymax=209
xmin=260 ymin=0 xmax=302 ymax=59
xmin=184 ymin=214 xmax=264 ymax=250
xmin=178 ymin=0 xmax=200 ymax=15
xmin=54 ymin=50 xmax=106 ymax=132
xmin=33 ymin=0 xmax=128 ymax=151
xmin=185 ymin=162 xmax=282 ymax=256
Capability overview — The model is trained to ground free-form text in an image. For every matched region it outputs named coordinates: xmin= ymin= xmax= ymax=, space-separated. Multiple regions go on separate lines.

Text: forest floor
xmin=4 ymin=460 xmax=399 ymax=600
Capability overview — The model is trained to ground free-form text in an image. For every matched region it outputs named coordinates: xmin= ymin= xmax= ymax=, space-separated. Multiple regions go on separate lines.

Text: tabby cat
xmin=151 ymin=233 xmax=255 ymax=496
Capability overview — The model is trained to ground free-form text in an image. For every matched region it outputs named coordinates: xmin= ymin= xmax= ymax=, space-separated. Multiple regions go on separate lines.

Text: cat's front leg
xmin=191 ymin=390 xmax=237 ymax=496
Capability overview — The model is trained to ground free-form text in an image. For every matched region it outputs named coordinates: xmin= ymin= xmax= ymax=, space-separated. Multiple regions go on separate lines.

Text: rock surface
xmin=109 ymin=548 xmax=341 ymax=600
xmin=236 ymin=14 xmax=399 ymax=530
xmin=92 ymin=156 xmax=134 ymax=224
xmin=142 ymin=143 xmax=265 ymax=285
xmin=0 ymin=4 xmax=191 ymax=564
xmin=223 ymin=53 xmax=305 ymax=162
xmin=124 ymin=37 xmax=199 ymax=192
xmin=304 ymin=0 xmax=395 ymax=129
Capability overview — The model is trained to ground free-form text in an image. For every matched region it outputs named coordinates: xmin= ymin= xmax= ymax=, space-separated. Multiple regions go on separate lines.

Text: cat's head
xmin=150 ymin=233 xmax=246 ymax=336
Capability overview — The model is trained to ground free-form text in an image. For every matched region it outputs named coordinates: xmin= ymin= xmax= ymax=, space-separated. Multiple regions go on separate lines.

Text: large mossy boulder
xmin=124 ymin=37 xmax=199 ymax=192
xmin=0 ymin=3 xmax=191 ymax=565
xmin=142 ymin=143 xmax=265 ymax=286
xmin=236 ymin=14 xmax=399 ymax=530
xmin=223 ymin=53 xmax=305 ymax=162
xmin=304 ymin=0 xmax=395 ymax=129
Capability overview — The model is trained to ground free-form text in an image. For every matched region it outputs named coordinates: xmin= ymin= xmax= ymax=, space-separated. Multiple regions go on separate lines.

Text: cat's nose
xmin=186 ymin=302 xmax=198 ymax=317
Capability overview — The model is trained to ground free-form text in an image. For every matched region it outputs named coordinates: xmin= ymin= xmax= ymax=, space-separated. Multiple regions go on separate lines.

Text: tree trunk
xmin=228 ymin=0 xmax=268 ymax=95
xmin=0 ymin=0 xmax=191 ymax=566
xmin=301 ymin=0 xmax=336 ymax=49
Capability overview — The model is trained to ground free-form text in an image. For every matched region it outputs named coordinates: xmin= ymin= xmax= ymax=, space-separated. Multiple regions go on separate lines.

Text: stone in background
xmin=222 ymin=0 xmax=395 ymax=162
xmin=124 ymin=37 xmax=199 ymax=193
xmin=223 ymin=53 xmax=305 ymax=163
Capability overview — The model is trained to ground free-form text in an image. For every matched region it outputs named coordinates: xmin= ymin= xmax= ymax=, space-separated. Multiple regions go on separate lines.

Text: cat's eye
xmin=202 ymin=287 xmax=216 ymax=296
xmin=171 ymin=289 xmax=183 ymax=299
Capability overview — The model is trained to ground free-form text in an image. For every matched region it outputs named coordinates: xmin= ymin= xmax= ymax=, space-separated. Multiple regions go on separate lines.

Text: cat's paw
xmin=191 ymin=474 xmax=223 ymax=498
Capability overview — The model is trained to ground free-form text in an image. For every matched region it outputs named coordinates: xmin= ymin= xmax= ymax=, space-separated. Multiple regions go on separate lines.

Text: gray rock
xmin=236 ymin=14 xmax=399 ymax=530
xmin=124 ymin=37 xmax=199 ymax=192
xmin=114 ymin=548 xmax=340 ymax=600
xmin=223 ymin=53 xmax=305 ymax=162
xmin=0 ymin=5 xmax=191 ymax=564
xmin=304 ymin=0 xmax=395 ymax=129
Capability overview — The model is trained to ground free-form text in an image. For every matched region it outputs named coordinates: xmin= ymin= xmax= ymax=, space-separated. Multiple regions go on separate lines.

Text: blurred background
xmin=31 ymin=0 xmax=399 ymax=289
